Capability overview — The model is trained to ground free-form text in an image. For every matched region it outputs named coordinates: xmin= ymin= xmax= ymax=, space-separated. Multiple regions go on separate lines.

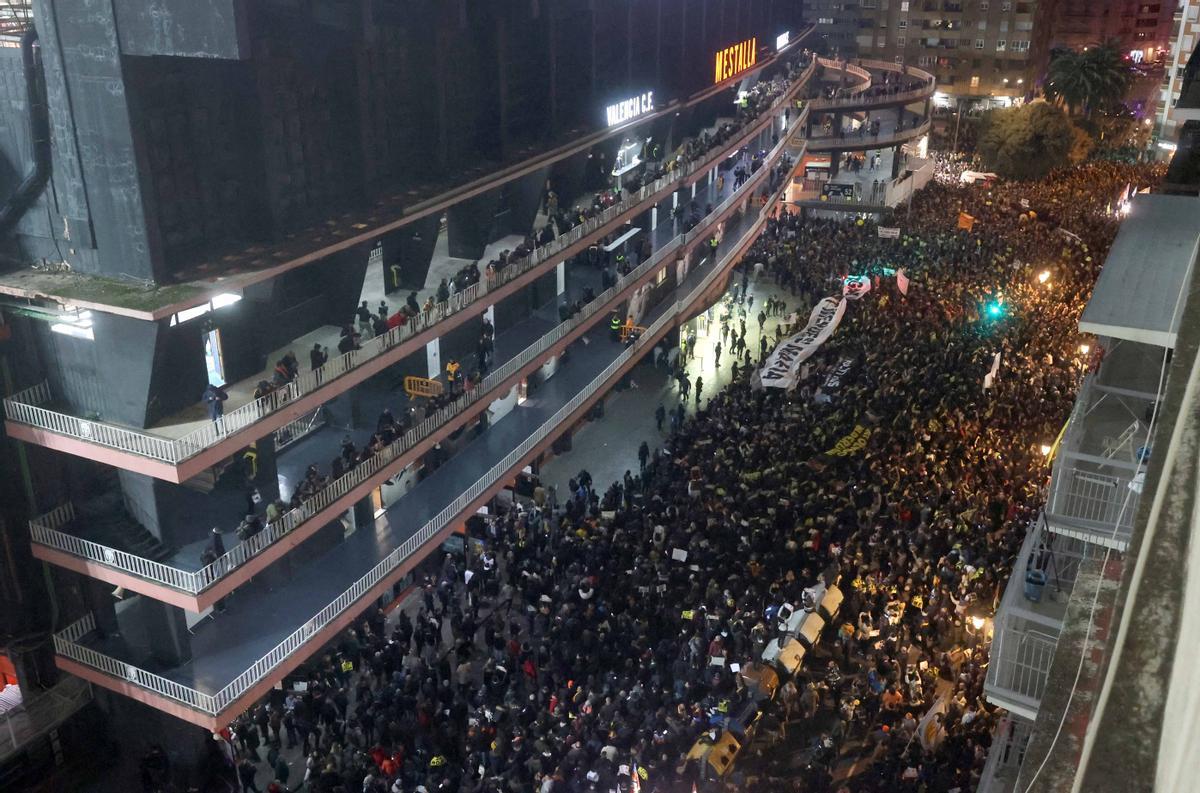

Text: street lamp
xmin=1037 ymin=270 xmax=1050 ymax=284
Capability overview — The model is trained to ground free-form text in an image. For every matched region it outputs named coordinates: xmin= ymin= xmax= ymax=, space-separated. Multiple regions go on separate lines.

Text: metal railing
xmin=0 ymin=675 xmax=92 ymax=763
xmin=809 ymin=82 xmax=935 ymax=111
xmin=273 ymin=406 xmax=327 ymax=452
xmin=816 ymin=56 xmax=873 ymax=93
xmin=986 ymin=621 xmax=1059 ymax=705
xmin=49 ymin=139 xmax=792 ymax=718
xmin=805 ymin=117 xmax=933 ymax=151
xmin=30 ymin=503 xmax=200 ymax=592
xmin=27 ymin=100 xmax=809 ymax=600
xmin=4 ymin=60 xmax=816 ymax=467
xmin=977 ymin=716 xmax=1032 ymax=793
xmin=53 ymin=613 xmax=222 ymax=713
xmin=1046 ymin=465 xmax=1139 ymax=543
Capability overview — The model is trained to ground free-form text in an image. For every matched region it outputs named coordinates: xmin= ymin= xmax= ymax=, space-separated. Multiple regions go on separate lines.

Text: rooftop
xmin=1079 ymin=193 xmax=1200 ymax=348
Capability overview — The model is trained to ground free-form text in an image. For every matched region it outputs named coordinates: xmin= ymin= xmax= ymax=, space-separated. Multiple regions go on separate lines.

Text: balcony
xmin=25 ymin=104 xmax=808 ymax=612
xmin=47 ymin=152 xmax=796 ymax=728
xmin=1044 ymin=340 xmax=1167 ymax=552
xmin=984 ymin=515 xmax=1106 ymax=719
xmin=4 ymin=61 xmax=819 ymax=484
xmin=809 ymin=60 xmax=936 ymax=112
xmin=804 ymin=112 xmax=932 ymax=152
xmin=977 ymin=716 xmax=1033 ymax=793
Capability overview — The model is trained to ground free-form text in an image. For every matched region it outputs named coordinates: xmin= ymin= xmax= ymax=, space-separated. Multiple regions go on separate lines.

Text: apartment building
xmin=804 ymin=0 xmax=1051 ymax=102
xmin=1158 ymin=0 xmax=1200 ymax=149
xmin=1044 ymin=0 xmax=1175 ymax=63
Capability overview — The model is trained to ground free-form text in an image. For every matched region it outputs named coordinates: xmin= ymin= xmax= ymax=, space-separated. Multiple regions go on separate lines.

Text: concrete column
xmin=691 ymin=182 xmax=697 ymax=199
xmin=115 ymin=598 xmax=191 ymax=667
xmin=651 ymin=206 xmax=658 ymax=231
xmin=891 ymin=146 xmax=902 ymax=179
xmin=831 ymin=151 xmax=842 ymax=178
xmin=556 ymin=261 xmax=566 ymax=295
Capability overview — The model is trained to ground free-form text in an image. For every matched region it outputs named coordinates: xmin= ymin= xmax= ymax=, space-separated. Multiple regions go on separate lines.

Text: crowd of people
xmin=211 ymin=154 xmax=1163 ymax=793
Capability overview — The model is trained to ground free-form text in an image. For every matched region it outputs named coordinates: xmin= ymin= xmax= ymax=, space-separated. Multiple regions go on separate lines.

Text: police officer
xmin=609 ymin=312 xmax=622 ymax=341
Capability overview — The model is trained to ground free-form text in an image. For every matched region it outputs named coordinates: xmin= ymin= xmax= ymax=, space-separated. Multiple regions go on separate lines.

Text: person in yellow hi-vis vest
xmin=446 ymin=359 xmax=461 ymax=390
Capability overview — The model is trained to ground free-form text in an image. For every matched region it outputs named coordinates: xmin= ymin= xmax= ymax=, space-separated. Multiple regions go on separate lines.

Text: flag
xmin=896 ymin=268 xmax=910 ymax=296
xmin=982 ymin=352 xmax=1001 ymax=391
xmin=917 ymin=693 xmax=950 ymax=751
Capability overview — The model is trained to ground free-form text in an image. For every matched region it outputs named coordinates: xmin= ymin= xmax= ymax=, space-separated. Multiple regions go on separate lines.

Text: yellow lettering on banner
xmin=826 ymin=425 xmax=873 ymax=456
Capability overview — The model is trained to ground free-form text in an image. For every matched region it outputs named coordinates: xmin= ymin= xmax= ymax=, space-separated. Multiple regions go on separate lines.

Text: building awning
xmin=1079 ymin=194 xmax=1200 ymax=349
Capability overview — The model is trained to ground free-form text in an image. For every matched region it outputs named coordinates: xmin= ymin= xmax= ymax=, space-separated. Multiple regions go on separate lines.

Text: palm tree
xmin=1043 ymin=42 xmax=1131 ymax=117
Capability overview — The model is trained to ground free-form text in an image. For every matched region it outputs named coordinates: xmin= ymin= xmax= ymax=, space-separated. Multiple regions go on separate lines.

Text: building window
xmin=996 ymin=39 xmax=1006 ymax=50
xmin=980 ymin=0 xmax=989 ymax=8
xmin=978 ymin=19 xmax=987 ymax=29
xmin=1016 ymin=1 xmax=1032 ymax=12
xmin=1001 ymin=1 xmax=1011 ymax=10
xmin=1010 ymin=39 xmax=1029 ymax=52
xmin=899 ymin=19 xmax=907 ymax=28
xmin=971 ymin=75 xmax=980 ymax=87
xmin=898 ymin=36 xmax=907 ymax=45
xmin=1000 ymin=19 xmax=1009 ymax=31
xmin=975 ymin=38 xmax=985 ymax=48
xmin=901 ymin=0 xmax=910 ymax=10
xmin=878 ymin=36 xmax=887 ymax=46
xmin=1015 ymin=19 xmax=1033 ymax=31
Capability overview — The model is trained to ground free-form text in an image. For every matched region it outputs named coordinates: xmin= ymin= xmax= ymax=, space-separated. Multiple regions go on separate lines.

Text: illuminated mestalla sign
xmin=776 ymin=31 xmax=790 ymax=51
xmin=606 ymin=92 xmax=654 ymax=127
xmin=714 ymin=37 xmax=758 ymax=84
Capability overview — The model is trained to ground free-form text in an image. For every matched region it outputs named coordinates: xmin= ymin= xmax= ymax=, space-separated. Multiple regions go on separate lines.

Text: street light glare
xmin=1040 ymin=444 xmax=1053 ymax=456
xmin=1037 ymin=270 xmax=1051 ymax=283
xmin=1080 ymin=344 xmax=1091 ymax=354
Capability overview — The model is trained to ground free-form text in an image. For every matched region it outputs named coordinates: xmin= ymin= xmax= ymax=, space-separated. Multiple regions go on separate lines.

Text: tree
xmin=977 ymin=102 xmax=1083 ymax=180
xmin=1043 ymin=43 xmax=1131 ymax=117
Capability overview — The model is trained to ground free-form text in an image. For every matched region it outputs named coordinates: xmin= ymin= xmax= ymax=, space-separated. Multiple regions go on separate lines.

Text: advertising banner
xmin=877 ymin=226 xmax=900 ymax=239
xmin=896 ymin=268 xmax=910 ymax=295
xmin=756 ymin=297 xmax=846 ymax=389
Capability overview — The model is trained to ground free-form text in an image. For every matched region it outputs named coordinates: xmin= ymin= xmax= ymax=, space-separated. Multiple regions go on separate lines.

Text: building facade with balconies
xmin=977 ymin=191 xmax=1200 ymax=793
xmin=804 ymin=0 xmax=1049 ymax=101
xmin=0 ymin=0 xmax=863 ymax=783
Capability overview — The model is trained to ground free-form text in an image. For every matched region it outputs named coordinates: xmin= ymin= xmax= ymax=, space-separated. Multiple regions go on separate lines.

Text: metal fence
xmin=987 ymin=618 xmax=1059 ymax=705
xmin=49 ymin=136 xmax=797 ymax=718
xmin=1046 ymin=464 xmax=1139 ymax=546
xmin=0 ymin=675 xmax=92 ymax=763
xmin=4 ymin=61 xmax=816 ymax=467
xmin=27 ymin=98 xmax=810 ymax=600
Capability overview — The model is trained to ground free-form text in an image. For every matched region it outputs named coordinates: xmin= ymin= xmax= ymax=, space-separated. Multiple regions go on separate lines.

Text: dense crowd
xmin=216 ymin=157 xmax=1162 ymax=793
